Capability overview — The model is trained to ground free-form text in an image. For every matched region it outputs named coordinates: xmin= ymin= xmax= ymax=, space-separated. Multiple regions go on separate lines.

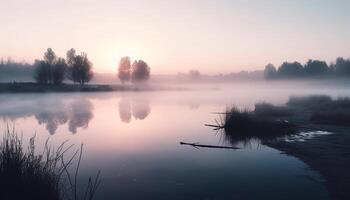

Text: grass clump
xmin=0 ymin=127 xmax=100 ymax=200
xmin=219 ymin=106 xmax=296 ymax=143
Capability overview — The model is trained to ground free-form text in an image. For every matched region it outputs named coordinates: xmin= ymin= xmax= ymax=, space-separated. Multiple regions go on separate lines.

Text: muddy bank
xmin=265 ymin=126 xmax=350 ymax=200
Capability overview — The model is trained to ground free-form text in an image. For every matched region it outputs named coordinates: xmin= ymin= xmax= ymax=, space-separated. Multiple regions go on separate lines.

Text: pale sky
xmin=1 ymin=0 xmax=349 ymax=74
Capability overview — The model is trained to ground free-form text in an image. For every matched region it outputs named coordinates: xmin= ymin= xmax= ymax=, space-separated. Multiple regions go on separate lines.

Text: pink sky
xmin=1 ymin=0 xmax=349 ymax=74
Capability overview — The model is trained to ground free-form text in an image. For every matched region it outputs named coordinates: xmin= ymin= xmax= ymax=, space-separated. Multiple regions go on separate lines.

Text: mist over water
xmin=1 ymin=81 xmax=349 ymax=199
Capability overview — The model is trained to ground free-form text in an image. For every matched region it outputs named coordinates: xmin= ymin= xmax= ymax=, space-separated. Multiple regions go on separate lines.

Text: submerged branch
xmin=180 ymin=142 xmax=240 ymax=150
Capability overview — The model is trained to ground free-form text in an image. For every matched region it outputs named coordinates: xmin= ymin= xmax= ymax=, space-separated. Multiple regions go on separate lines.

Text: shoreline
xmin=0 ymin=82 xmax=190 ymax=93
xmin=265 ymin=125 xmax=350 ymax=200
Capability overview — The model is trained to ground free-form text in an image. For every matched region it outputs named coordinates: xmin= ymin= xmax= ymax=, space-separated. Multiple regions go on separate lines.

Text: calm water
xmin=1 ymin=81 xmax=350 ymax=199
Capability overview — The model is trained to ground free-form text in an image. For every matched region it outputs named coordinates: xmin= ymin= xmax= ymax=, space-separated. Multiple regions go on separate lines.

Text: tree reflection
xmin=118 ymin=98 xmax=151 ymax=123
xmin=132 ymin=100 xmax=150 ymax=120
xmin=35 ymin=109 xmax=68 ymax=135
xmin=118 ymin=99 xmax=131 ymax=123
xmin=0 ymin=97 xmax=94 ymax=135
xmin=68 ymin=100 xmax=93 ymax=134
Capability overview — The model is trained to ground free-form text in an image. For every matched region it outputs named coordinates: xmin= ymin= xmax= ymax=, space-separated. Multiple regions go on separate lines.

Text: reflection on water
xmin=119 ymin=98 xmax=151 ymax=123
xmin=132 ymin=99 xmax=150 ymax=120
xmin=68 ymin=100 xmax=94 ymax=134
xmin=119 ymin=98 xmax=132 ymax=123
xmin=35 ymin=103 xmax=68 ymax=135
xmin=0 ymin=96 xmax=93 ymax=134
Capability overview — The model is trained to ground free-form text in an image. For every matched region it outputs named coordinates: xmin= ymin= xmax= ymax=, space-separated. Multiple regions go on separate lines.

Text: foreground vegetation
xmin=0 ymin=128 xmax=100 ymax=200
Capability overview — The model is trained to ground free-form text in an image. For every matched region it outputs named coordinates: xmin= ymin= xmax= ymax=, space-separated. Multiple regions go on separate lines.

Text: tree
xmin=304 ymin=60 xmax=329 ymax=76
xmin=277 ymin=62 xmax=304 ymax=78
xmin=131 ymin=60 xmax=150 ymax=83
xmin=70 ymin=53 xmax=93 ymax=85
xmin=334 ymin=57 xmax=350 ymax=76
xmin=66 ymin=48 xmax=77 ymax=83
xmin=264 ymin=64 xmax=277 ymax=79
xmin=66 ymin=48 xmax=76 ymax=66
xmin=118 ymin=57 xmax=131 ymax=84
xmin=44 ymin=48 xmax=56 ymax=66
xmin=66 ymin=49 xmax=93 ymax=85
xmin=43 ymin=48 xmax=57 ymax=84
xmin=33 ymin=60 xmax=50 ymax=84
xmin=52 ymin=58 xmax=67 ymax=84
xmin=33 ymin=48 xmax=67 ymax=84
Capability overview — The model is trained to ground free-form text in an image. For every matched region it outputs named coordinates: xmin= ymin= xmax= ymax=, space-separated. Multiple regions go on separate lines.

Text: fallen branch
xmin=180 ymin=142 xmax=240 ymax=150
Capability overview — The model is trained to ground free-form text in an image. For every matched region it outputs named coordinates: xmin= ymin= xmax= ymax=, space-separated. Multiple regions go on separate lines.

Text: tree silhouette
xmin=304 ymin=60 xmax=329 ymax=76
xmin=277 ymin=62 xmax=304 ymax=78
xmin=33 ymin=48 xmax=67 ymax=84
xmin=334 ymin=57 xmax=350 ymax=76
xmin=131 ymin=60 xmax=150 ymax=83
xmin=118 ymin=56 xmax=131 ymax=84
xmin=52 ymin=58 xmax=67 ymax=84
xmin=33 ymin=60 xmax=50 ymax=84
xmin=66 ymin=50 xmax=93 ymax=85
xmin=44 ymin=48 xmax=56 ymax=66
xmin=264 ymin=64 xmax=277 ymax=79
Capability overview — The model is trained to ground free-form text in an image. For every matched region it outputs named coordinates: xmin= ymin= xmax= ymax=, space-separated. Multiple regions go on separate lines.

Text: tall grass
xmin=0 ymin=127 xmax=100 ymax=200
xmin=222 ymin=107 xmax=295 ymax=138
xmin=205 ymin=104 xmax=297 ymax=145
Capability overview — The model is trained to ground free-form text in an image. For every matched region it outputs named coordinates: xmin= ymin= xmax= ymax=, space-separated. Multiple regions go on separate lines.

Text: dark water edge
xmin=0 ymin=82 xmax=191 ymax=93
xmin=265 ymin=126 xmax=350 ymax=200
xmin=0 ymin=82 xmax=114 ymax=93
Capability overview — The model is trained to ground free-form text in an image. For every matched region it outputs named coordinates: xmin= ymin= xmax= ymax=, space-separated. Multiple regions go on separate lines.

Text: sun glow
xmin=94 ymin=45 xmax=146 ymax=73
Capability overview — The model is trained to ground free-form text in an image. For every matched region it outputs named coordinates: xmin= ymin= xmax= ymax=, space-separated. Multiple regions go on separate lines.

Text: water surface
xmin=2 ymin=81 xmax=348 ymax=199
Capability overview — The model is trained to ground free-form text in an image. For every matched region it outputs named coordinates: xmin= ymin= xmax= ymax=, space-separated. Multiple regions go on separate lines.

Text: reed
xmin=0 ymin=127 xmax=101 ymax=200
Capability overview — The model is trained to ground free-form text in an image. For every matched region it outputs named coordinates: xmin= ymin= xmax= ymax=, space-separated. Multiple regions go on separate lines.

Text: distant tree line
xmin=264 ymin=57 xmax=350 ymax=79
xmin=189 ymin=70 xmax=201 ymax=79
xmin=117 ymin=56 xmax=150 ymax=84
xmin=0 ymin=59 xmax=34 ymax=82
xmin=34 ymin=48 xmax=93 ymax=85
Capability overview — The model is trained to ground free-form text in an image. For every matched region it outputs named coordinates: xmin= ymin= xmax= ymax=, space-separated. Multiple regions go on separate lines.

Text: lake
xmin=1 ymin=81 xmax=350 ymax=199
